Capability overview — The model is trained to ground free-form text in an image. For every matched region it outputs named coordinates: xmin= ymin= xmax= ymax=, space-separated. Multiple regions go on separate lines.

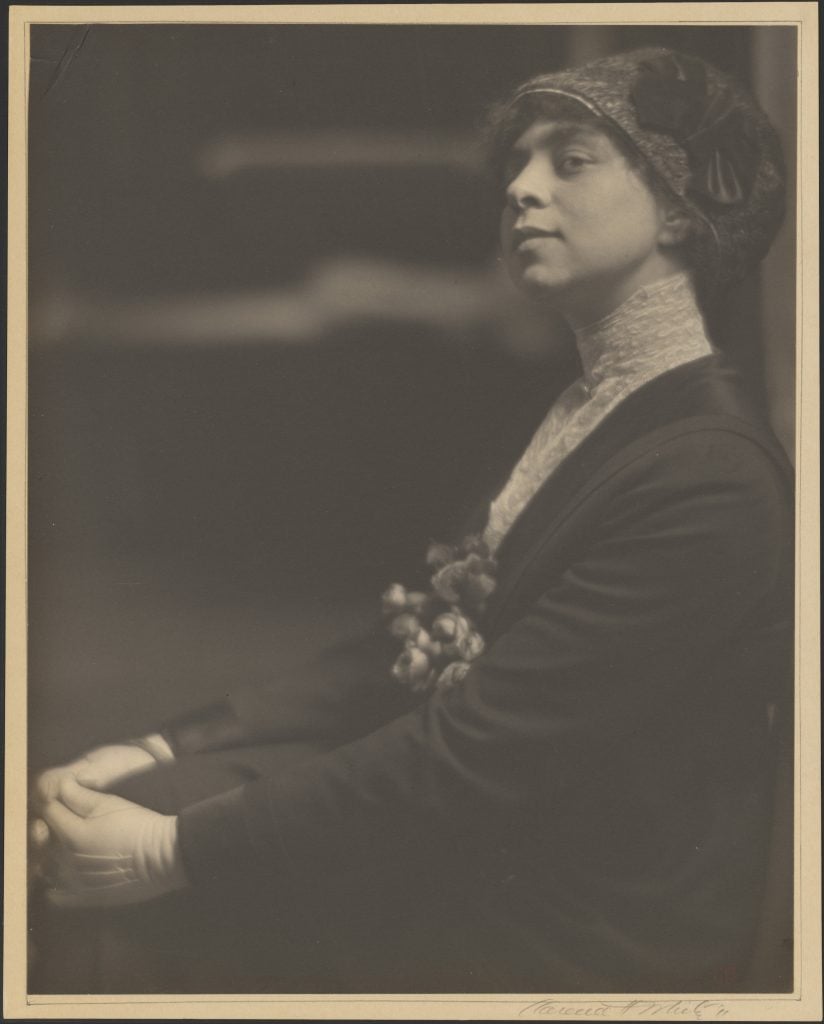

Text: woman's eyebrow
xmin=543 ymin=124 xmax=595 ymax=147
xmin=509 ymin=122 xmax=601 ymax=156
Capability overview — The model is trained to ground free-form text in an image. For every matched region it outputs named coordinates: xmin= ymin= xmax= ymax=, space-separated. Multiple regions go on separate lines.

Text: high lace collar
xmin=574 ymin=273 xmax=711 ymax=392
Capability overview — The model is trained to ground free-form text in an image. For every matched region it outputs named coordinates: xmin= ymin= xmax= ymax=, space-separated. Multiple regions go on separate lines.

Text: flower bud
xmin=389 ymin=612 xmax=421 ymax=640
xmin=411 ymin=626 xmax=431 ymax=646
xmin=431 ymin=561 xmax=466 ymax=604
xmin=426 ymin=541 xmax=457 ymax=570
xmin=436 ymin=660 xmax=471 ymax=691
xmin=411 ymin=629 xmax=443 ymax=662
xmin=404 ymin=591 xmax=430 ymax=615
xmin=381 ymin=583 xmax=408 ymax=617
xmin=426 ymin=640 xmax=444 ymax=662
xmin=454 ymin=629 xmax=485 ymax=661
xmin=391 ymin=646 xmax=433 ymax=691
xmin=463 ymin=571 xmax=496 ymax=610
xmin=432 ymin=610 xmax=470 ymax=644
xmin=465 ymin=552 xmax=497 ymax=576
xmin=459 ymin=534 xmax=490 ymax=559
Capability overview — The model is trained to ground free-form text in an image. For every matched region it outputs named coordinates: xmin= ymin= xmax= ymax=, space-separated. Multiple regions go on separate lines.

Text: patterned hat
xmin=492 ymin=48 xmax=787 ymax=297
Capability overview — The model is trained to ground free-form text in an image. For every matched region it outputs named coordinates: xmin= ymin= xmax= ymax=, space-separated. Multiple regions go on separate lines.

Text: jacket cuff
xmin=161 ymin=700 xmax=247 ymax=756
xmin=177 ymin=780 xmax=296 ymax=889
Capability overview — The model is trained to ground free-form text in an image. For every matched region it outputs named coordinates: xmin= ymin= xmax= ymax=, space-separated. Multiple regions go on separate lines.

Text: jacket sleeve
xmin=176 ymin=431 xmax=793 ymax=890
xmin=160 ymin=628 xmax=420 ymax=755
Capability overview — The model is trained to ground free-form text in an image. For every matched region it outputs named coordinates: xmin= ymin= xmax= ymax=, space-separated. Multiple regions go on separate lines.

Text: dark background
xmin=27 ymin=23 xmax=797 ymax=767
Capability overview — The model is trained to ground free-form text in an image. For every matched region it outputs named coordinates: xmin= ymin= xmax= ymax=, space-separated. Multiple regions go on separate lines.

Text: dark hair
xmin=483 ymin=91 xmax=710 ymax=286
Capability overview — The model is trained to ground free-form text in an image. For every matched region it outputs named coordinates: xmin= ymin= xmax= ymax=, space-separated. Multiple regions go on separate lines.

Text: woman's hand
xmin=30 ymin=735 xmax=175 ymax=864
xmin=32 ymin=736 xmax=174 ymax=810
xmin=40 ymin=778 xmax=188 ymax=908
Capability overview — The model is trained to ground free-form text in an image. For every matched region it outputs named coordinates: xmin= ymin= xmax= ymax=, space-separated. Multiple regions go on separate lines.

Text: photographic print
xmin=5 ymin=4 xmax=820 ymax=1020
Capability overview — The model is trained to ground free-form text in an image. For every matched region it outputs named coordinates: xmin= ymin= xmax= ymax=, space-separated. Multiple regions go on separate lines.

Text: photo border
xmin=5 ymin=4 xmax=820 ymax=1020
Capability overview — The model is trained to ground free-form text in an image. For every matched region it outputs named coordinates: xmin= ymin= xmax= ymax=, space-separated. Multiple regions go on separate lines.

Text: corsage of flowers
xmin=630 ymin=52 xmax=758 ymax=206
xmin=381 ymin=535 xmax=497 ymax=695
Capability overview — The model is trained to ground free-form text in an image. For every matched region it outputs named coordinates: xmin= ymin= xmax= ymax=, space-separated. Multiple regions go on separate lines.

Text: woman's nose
xmin=506 ymin=157 xmax=554 ymax=211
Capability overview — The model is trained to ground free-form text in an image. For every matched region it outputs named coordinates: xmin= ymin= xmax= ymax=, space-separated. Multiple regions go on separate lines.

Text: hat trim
xmin=508 ymin=86 xmax=604 ymax=119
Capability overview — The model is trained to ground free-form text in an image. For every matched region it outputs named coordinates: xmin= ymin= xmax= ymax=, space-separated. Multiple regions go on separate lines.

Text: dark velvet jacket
xmin=164 ymin=354 xmax=794 ymax=992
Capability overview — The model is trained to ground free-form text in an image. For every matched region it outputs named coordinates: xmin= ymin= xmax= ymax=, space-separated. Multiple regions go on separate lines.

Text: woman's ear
xmin=658 ymin=206 xmax=692 ymax=247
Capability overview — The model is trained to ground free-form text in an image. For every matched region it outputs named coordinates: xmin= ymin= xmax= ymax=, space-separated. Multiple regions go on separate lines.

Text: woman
xmin=30 ymin=47 xmax=793 ymax=994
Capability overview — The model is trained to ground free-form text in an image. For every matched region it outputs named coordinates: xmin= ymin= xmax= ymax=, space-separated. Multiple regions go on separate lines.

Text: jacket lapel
xmin=480 ymin=354 xmax=789 ymax=633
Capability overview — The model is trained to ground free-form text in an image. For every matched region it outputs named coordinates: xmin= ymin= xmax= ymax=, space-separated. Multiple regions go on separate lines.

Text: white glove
xmin=33 ymin=734 xmax=175 ymax=812
xmin=41 ymin=777 xmax=188 ymax=908
xmin=31 ymin=738 xmax=172 ymax=864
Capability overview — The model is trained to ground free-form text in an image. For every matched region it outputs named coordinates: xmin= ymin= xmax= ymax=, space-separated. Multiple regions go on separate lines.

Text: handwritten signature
xmin=519 ymin=999 xmax=729 ymax=1020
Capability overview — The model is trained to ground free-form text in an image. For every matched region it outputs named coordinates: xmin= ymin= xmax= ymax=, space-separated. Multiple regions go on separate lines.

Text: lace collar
xmin=574 ymin=273 xmax=712 ymax=394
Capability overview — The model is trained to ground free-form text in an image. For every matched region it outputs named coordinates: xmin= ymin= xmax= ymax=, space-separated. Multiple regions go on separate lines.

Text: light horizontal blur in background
xmin=27 ymin=24 xmax=797 ymax=765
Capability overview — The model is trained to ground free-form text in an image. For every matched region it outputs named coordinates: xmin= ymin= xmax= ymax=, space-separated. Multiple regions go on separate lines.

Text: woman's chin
xmin=513 ymin=267 xmax=575 ymax=309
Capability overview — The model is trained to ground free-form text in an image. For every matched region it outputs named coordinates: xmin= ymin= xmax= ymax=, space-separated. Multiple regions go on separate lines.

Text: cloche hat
xmin=490 ymin=48 xmax=787 ymax=297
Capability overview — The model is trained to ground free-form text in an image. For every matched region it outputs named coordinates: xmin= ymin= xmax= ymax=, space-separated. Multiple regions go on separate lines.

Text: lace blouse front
xmin=483 ymin=272 xmax=713 ymax=553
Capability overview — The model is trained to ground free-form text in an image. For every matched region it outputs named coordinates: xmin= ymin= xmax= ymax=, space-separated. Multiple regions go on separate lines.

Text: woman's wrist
xmin=160 ymin=700 xmax=246 ymax=756
xmin=161 ymin=815 xmax=189 ymax=891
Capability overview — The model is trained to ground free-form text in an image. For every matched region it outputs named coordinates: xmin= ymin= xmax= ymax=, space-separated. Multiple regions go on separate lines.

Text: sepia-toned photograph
xmin=6 ymin=4 xmax=820 ymax=1020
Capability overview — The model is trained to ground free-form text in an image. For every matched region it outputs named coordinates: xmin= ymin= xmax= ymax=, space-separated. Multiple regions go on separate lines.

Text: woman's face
xmin=500 ymin=118 xmax=680 ymax=324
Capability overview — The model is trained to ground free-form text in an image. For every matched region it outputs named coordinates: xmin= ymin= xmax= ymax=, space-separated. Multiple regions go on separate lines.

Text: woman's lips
xmin=512 ymin=226 xmax=563 ymax=250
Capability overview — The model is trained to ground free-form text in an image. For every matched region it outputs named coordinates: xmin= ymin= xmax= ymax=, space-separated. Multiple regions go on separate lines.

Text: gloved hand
xmin=30 ymin=734 xmax=176 ymax=858
xmin=41 ymin=777 xmax=188 ymax=908
xmin=32 ymin=734 xmax=175 ymax=813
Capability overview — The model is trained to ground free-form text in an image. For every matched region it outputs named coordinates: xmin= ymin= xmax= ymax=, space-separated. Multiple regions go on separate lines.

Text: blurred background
xmin=28 ymin=23 xmax=797 ymax=766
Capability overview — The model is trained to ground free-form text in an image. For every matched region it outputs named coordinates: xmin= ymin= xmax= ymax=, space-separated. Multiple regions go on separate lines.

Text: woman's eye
xmin=557 ymin=154 xmax=589 ymax=175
